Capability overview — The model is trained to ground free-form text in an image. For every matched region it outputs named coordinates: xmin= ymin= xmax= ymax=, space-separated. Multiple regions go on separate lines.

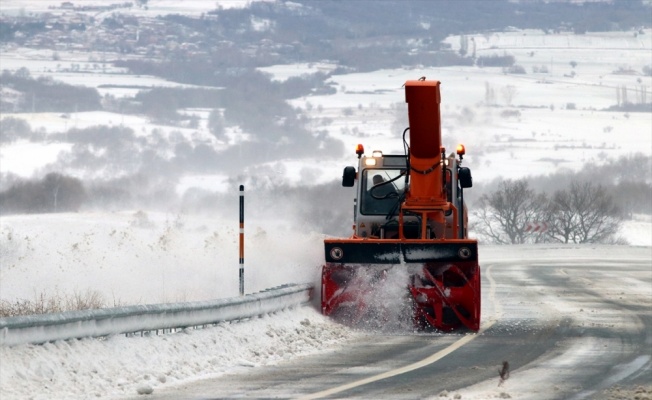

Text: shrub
xmin=477 ymin=54 xmax=515 ymax=68
xmin=505 ymin=65 xmax=526 ymax=74
xmin=500 ymin=109 xmax=521 ymax=118
xmin=0 ymin=289 xmax=109 ymax=317
xmin=0 ymin=117 xmax=31 ymax=143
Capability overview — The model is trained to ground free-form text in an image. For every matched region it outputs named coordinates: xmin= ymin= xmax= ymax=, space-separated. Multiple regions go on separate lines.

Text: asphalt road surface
xmin=150 ymin=246 xmax=652 ymax=399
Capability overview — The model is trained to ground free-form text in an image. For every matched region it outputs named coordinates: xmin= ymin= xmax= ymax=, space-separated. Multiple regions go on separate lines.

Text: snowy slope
xmin=0 ymin=211 xmax=325 ymax=305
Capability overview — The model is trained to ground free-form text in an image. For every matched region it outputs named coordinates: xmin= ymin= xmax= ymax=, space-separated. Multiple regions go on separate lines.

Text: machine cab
xmin=342 ymin=152 xmax=408 ymax=238
xmin=342 ymin=149 xmax=470 ymax=240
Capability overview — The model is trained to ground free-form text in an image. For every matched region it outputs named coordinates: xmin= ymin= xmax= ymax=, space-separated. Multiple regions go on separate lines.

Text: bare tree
xmin=547 ymin=181 xmax=622 ymax=244
xmin=473 ymin=179 xmax=547 ymax=244
xmin=43 ymin=173 xmax=86 ymax=212
xmin=546 ymin=189 xmax=576 ymax=243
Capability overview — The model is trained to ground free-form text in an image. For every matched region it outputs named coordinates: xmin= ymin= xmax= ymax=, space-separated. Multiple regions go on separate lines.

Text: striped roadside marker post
xmin=239 ymin=185 xmax=244 ymax=296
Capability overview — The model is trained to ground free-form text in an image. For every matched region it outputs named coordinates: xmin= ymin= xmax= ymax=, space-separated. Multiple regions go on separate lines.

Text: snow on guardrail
xmin=0 ymin=283 xmax=313 ymax=347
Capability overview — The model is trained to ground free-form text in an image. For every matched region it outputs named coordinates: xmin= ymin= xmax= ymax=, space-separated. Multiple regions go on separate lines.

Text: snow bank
xmin=0 ymin=306 xmax=358 ymax=400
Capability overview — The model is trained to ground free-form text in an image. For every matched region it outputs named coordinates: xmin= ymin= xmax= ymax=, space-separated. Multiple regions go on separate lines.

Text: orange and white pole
xmin=239 ymin=184 xmax=244 ymax=296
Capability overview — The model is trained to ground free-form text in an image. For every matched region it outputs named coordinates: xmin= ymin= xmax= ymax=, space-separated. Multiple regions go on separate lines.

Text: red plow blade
xmin=322 ymin=262 xmax=480 ymax=331
xmin=321 ymin=240 xmax=481 ymax=332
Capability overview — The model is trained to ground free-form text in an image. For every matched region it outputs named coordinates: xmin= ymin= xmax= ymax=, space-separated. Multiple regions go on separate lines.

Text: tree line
xmin=0 ymin=173 xmax=86 ymax=214
xmin=0 ymin=68 xmax=101 ymax=113
xmin=472 ymin=179 xmax=627 ymax=244
xmin=470 ymin=152 xmax=651 ymax=245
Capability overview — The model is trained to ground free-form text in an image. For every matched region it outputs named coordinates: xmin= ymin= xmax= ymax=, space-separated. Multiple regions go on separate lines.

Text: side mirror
xmin=459 ymin=167 xmax=472 ymax=188
xmin=342 ymin=166 xmax=356 ymax=187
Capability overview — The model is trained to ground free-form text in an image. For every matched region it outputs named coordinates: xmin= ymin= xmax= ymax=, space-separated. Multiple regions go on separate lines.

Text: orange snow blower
xmin=322 ymin=80 xmax=480 ymax=331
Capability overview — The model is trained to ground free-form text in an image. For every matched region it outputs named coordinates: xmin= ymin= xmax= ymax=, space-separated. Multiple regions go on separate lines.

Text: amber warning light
xmin=356 ymin=144 xmax=365 ymax=158
xmin=456 ymin=144 xmax=466 ymax=156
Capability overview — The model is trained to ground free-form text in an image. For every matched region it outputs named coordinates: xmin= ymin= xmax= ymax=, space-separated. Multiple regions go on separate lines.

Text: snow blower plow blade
xmin=322 ymin=240 xmax=480 ymax=331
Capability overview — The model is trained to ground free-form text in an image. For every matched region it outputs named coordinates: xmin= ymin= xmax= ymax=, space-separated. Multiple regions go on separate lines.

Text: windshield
xmin=360 ymin=169 xmax=405 ymax=215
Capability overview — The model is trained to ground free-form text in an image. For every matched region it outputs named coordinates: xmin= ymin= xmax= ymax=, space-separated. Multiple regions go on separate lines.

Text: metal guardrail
xmin=0 ymin=283 xmax=313 ymax=347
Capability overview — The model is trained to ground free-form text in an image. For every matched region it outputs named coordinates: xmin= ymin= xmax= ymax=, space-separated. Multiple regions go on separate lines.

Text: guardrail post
xmin=239 ymin=184 xmax=245 ymax=296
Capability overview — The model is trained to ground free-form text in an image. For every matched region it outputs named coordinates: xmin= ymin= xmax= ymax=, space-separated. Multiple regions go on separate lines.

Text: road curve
xmin=149 ymin=245 xmax=652 ymax=399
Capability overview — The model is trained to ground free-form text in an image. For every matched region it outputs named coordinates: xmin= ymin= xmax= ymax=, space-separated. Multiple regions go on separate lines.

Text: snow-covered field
xmin=1 ymin=29 xmax=651 ymax=186
xmin=289 ymin=29 xmax=652 ymax=184
xmin=1 ymin=2 xmax=651 ymax=399
xmin=0 ymin=211 xmax=326 ymax=305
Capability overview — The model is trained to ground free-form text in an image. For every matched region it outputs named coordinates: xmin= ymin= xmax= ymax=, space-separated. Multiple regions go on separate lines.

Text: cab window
xmin=360 ymin=169 xmax=404 ymax=215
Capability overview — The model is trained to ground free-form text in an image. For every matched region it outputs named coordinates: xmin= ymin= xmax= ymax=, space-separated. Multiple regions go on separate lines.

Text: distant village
xmin=0 ymin=2 xmax=213 ymax=59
